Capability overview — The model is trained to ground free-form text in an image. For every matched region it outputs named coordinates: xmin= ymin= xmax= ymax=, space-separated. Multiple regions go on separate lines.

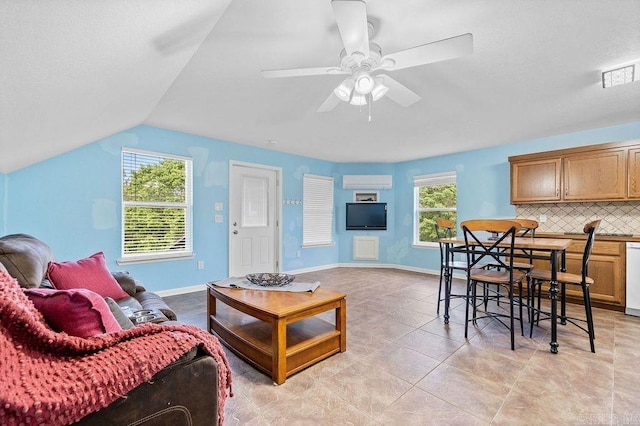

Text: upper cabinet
xmin=509 ymin=139 xmax=640 ymax=204
xmin=563 ymin=149 xmax=626 ymax=201
xmin=511 ymin=158 xmax=561 ymax=203
xmin=628 ymin=148 xmax=640 ymax=199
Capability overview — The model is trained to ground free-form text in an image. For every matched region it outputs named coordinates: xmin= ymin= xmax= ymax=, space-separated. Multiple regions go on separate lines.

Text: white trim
xmin=117 ymin=252 xmax=195 ymax=265
xmin=304 ymin=173 xmax=333 ymax=182
xmin=301 ymin=242 xmax=336 ymax=248
xmin=412 ymin=242 xmax=439 ymax=249
xmin=122 ymin=147 xmax=191 ymax=162
xmin=156 ymin=283 xmax=207 ymax=297
xmin=413 ymin=171 xmax=456 ymax=187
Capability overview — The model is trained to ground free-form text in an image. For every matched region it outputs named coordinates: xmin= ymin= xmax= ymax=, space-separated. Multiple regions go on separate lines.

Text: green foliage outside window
xmin=417 ymin=183 xmax=457 ymax=242
xmin=123 ymin=157 xmax=188 ymax=254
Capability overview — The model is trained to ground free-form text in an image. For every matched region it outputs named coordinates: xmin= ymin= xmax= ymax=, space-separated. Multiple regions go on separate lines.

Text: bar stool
xmin=435 ymin=219 xmax=468 ymax=314
xmin=528 ymin=219 xmax=601 ymax=353
xmin=461 ymin=219 xmax=526 ymax=350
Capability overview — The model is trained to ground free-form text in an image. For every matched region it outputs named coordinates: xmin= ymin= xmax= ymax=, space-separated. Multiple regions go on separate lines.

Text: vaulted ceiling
xmin=2 ymin=0 xmax=639 ymax=174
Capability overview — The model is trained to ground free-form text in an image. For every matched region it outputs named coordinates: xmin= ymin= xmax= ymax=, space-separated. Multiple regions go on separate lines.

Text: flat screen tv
xmin=346 ymin=202 xmax=387 ymax=231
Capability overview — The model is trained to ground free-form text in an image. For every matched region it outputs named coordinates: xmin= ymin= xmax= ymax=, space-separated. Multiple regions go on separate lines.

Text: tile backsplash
xmin=516 ymin=202 xmax=640 ymax=235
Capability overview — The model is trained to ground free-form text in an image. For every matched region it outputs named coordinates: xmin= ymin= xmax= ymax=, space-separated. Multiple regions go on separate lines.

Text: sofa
xmin=0 ymin=234 xmax=230 ymax=425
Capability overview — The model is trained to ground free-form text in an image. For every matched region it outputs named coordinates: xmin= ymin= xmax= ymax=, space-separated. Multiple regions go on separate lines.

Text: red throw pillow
xmin=47 ymin=252 xmax=128 ymax=300
xmin=24 ymin=288 xmax=122 ymax=337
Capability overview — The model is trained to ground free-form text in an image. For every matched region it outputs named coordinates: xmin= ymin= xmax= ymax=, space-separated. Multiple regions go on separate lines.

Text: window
xmin=414 ymin=171 xmax=457 ymax=245
xmin=121 ymin=149 xmax=193 ymax=262
xmin=303 ymin=174 xmax=334 ymax=246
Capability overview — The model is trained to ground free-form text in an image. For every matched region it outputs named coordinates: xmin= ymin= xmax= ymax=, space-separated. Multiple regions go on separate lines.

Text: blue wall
xmin=394 ymin=121 xmax=640 ymax=273
xmin=4 ymin=121 xmax=640 ymax=291
xmin=335 ymin=163 xmax=396 ymax=264
xmin=4 ymin=126 xmax=339 ymax=291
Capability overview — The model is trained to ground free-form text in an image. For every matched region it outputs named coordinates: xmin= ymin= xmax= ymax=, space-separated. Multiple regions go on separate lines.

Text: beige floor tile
xmin=164 ymin=267 xmax=640 ymax=426
xmin=444 ymin=345 xmax=527 ymax=388
xmin=396 ymin=328 xmax=465 ymax=361
xmin=376 ymin=386 xmax=488 ymax=425
xmin=416 ymin=363 xmax=511 ymax=422
xmin=361 ymin=342 xmax=440 ymax=384
xmin=320 ymin=361 xmax=413 ymax=417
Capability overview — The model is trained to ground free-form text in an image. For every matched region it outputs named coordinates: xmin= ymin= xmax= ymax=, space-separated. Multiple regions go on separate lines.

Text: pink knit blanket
xmin=0 ymin=270 xmax=232 ymax=425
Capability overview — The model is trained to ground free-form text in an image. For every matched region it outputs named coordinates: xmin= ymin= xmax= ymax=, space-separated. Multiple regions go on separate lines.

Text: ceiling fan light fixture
xmin=350 ymin=92 xmax=367 ymax=106
xmin=371 ymin=79 xmax=389 ymax=101
xmin=334 ymin=78 xmax=355 ymax=101
xmin=354 ymin=72 xmax=375 ymax=94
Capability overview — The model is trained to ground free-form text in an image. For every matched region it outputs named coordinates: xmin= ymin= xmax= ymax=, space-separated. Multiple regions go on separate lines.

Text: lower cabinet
xmin=532 ymin=238 xmax=626 ymax=311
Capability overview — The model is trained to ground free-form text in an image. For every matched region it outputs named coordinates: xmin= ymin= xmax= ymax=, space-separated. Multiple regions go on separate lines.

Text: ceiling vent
xmin=343 ymin=175 xmax=393 ymax=189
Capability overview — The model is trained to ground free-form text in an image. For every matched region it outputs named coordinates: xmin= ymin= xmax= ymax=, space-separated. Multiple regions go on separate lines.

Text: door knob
xmin=233 ymin=230 xmax=238 ymax=234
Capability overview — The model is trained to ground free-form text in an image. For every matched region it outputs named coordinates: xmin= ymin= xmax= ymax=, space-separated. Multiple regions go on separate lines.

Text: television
xmin=345 ymin=202 xmax=387 ymax=231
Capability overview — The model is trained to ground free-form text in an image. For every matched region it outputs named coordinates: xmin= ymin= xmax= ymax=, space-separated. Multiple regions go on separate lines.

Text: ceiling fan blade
xmin=377 ymin=74 xmax=421 ymax=107
xmin=331 ymin=0 xmax=369 ymax=57
xmin=378 ymin=33 xmax=473 ymax=71
xmin=261 ymin=67 xmax=347 ymax=79
xmin=317 ymin=92 xmax=342 ymax=112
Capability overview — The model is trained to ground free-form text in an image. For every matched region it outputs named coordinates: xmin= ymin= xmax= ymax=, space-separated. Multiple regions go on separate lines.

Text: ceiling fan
xmin=261 ymin=0 xmax=473 ymax=112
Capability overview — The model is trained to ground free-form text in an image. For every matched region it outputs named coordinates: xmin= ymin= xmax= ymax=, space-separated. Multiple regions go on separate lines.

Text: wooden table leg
xmin=336 ymin=298 xmax=347 ymax=352
xmin=206 ymin=291 xmax=216 ymax=332
xmin=272 ymin=318 xmax=287 ymax=385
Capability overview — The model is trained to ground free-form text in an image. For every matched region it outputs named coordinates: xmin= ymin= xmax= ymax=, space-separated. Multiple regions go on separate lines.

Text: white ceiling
xmin=2 ymin=0 xmax=640 ymax=174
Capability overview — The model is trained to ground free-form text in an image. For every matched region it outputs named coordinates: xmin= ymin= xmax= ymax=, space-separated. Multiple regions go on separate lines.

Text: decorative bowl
xmin=246 ymin=273 xmax=295 ymax=287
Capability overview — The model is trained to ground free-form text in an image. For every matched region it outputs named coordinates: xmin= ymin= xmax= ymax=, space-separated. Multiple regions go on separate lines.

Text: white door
xmin=229 ymin=162 xmax=280 ymax=277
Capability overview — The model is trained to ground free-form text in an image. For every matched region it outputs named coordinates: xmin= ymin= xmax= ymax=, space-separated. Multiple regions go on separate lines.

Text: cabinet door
xmin=562 ymin=253 xmax=625 ymax=308
xmin=531 ymin=240 xmax=625 ymax=309
xmin=628 ymin=148 xmax=640 ymax=198
xmin=511 ymin=158 xmax=561 ymax=203
xmin=563 ymin=149 xmax=626 ymax=200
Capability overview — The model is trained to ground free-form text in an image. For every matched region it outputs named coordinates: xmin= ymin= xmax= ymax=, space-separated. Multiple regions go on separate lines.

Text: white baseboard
xmin=156 ymin=284 xmax=207 ymax=297
xmin=161 ymin=264 xmax=452 ymax=296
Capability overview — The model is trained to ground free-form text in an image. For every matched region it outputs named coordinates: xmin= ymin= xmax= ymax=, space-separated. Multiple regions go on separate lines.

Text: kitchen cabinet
xmin=532 ymin=238 xmax=625 ymax=311
xmin=563 ymin=149 xmax=626 ymax=201
xmin=511 ymin=158 xmax=561 ymax=203
xmin=509 ymin=139 xmax=640 ymax=204
xmin=628 ymin=147 xmax=640 ymax=199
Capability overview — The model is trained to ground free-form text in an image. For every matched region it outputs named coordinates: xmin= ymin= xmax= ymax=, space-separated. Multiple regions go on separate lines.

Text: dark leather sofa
xmin=0 ymin=233 xmax=220 ymax=425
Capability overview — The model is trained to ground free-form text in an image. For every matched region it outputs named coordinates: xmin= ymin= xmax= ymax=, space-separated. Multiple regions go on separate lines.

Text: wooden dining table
xmin=439 ymin=236 xmax=573 ymax=354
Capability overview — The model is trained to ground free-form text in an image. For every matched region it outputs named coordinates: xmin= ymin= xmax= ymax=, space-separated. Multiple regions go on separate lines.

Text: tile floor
xmin=163 ymin=268 xmax=640 ymax=425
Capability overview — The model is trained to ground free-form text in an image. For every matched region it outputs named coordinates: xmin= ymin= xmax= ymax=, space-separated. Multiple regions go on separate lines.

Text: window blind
xmin=303 ymin=174 xmax=334 ymax=246
xmin=122 ymin=149 xmax=193 ymax=259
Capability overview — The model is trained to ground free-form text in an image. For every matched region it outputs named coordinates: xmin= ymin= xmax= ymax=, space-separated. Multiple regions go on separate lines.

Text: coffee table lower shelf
xmin=206 ymin=284 xmax=347 ymax=384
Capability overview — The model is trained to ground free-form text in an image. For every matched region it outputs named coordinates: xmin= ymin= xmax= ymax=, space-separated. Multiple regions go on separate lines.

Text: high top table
xmin=206 ymin=282 xmax=346 ymax=384
xmin=439 ymin=236 xmax=572 ymax=354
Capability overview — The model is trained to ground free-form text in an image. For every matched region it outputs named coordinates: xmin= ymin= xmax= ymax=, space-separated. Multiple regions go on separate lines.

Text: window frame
xmin=413 ymin=171 xmax=457 ymax=247
xmin=119 ymin=148 xmax=194 ymax=264
xmin=302 ymin=174 xmax=335 ymax=247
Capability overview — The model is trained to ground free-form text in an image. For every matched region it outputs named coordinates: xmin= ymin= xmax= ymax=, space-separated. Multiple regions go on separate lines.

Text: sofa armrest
xmin=75 ymin=347 xmax=218 ymax=426
xmin=111 ymin=271 xmax=138 ymax=296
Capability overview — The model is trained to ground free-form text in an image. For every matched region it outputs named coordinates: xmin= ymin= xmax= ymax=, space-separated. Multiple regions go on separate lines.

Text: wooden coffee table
xmin=206 ymin=282 xmax=346 ymax=384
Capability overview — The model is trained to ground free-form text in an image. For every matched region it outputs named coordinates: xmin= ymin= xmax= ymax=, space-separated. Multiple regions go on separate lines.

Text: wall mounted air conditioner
xmin=342 ymin=175 xmax=393 ymax=189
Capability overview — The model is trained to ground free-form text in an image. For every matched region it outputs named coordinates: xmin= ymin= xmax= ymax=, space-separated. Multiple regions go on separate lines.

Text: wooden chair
xmin=435 ymin=219 xmax=468 ymax=314
xmin=461 ymin=219 xmax=526 ymax=350
xmin=528 ymin=219 xmax=601 ymax=353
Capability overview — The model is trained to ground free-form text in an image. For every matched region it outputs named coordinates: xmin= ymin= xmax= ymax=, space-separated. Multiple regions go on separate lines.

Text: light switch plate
xmin=215 ymin=215 xmax=223 ymax=223
xmin=215 ymin=202 xmax=223 ymax=211
xmin=539 ymin=214 xmax=547 ymax=223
